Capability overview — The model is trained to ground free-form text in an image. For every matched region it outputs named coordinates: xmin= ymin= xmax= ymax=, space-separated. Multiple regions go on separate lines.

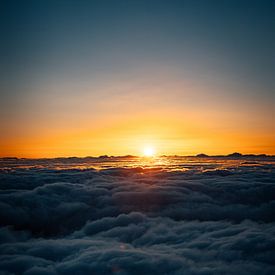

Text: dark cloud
xmin=0 ymin=158 xmax=274 ymax=274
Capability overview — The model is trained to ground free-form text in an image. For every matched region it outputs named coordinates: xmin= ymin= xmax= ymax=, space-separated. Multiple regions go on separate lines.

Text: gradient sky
xmin=1 ymin=0 xmax=274 ymax=157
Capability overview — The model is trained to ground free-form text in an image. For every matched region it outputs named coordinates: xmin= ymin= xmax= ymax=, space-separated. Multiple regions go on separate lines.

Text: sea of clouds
xmin=0 ymin=158 xmax=274 ymax=274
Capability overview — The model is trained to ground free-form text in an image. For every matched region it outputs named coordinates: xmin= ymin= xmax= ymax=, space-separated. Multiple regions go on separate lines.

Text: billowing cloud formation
xmin=0 ymin=158 xmax=275 ymax=274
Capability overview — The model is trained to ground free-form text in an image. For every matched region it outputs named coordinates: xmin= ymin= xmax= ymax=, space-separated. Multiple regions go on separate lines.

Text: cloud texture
xmin=0 ymin=158 xmax=274 ymax=274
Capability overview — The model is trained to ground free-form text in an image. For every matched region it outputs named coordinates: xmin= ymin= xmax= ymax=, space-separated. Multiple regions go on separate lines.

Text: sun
xmin=143 ymin=146 xmax=156 ymax=157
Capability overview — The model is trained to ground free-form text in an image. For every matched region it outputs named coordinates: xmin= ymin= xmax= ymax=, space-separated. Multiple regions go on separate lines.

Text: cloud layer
xmin=0 ymin=158 xmax=274 ymax=274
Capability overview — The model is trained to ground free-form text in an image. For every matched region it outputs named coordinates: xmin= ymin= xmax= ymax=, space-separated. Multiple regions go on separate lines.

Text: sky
xmin=0 ymin=0 xmax=274 ymax=157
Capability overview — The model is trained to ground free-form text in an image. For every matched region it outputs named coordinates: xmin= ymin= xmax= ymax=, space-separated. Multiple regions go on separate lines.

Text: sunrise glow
xmin=1 ymin=2 xmax=274 ymax=274
xmin=143 ymin=146 xmax=156 ymax=157
xmin=0 ymin=0 xmax=274 ymax=159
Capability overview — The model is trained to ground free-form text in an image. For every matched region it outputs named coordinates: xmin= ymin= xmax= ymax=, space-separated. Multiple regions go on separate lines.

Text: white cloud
xmin=0 ymin=159 xmax=274 ymax=274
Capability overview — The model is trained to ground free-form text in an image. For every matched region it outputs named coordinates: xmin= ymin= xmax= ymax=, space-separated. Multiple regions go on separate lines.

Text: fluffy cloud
xmin=0 ymin=158 xmax=274 ymax=274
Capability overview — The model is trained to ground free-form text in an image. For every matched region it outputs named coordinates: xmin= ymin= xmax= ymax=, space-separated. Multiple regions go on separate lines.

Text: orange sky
xmin=1 ymin=74 xmax=274 ymax=157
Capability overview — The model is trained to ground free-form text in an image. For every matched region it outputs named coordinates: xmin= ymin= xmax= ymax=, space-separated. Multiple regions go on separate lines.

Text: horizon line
xmin=1 ymin=152 xmax=275 ymax=160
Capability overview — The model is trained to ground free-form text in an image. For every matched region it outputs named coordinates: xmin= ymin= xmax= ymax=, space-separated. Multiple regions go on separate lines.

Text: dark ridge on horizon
xmin=1 ymin=152 xmax=275 ymax=161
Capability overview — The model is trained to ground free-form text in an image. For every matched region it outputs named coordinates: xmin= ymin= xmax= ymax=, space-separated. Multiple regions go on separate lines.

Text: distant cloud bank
xmin=0 ymin=159 xmax=274 ymax=274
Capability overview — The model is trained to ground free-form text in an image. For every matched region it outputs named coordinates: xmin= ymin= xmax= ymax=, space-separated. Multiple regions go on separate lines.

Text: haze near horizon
xmin=1 ymin=0 xmax=274 ymax=157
